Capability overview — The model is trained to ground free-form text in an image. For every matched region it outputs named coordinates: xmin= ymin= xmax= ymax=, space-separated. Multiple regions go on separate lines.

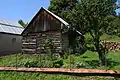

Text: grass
xmin=0 ymin=51 xmax=120 ymax=70
xmin=0 ymin=71 xmax=118 ymax=80
xmin=0 ymin=49 xmax=120 ymax=80
xmin=100 ymin=34 xmax=120 ymax=42
xmin=0 ymin=33 xmax=120 ymax=80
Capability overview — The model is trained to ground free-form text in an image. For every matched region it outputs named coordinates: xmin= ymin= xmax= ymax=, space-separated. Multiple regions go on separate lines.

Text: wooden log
xmin=22 ymin=43 xmax=36 ymax=45
xmin=0 ymin=67 xmax=120 ymax=75
xmin=22 ymin=49 xmax=36 ymax=52
xmin=22 ymin=45 xmax=36 ymax=49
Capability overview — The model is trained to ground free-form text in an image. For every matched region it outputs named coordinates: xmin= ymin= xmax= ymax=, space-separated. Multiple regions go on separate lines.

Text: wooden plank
xmin=22 ymin=43 xmax=36 ymax=45
xmin=22 ymin=49 xmax=36 ymax=52
xmin=22 ymin=39 xmax=36 ymax=42
xmin=22 ymin=45 xmax=36 ymax=49
xmin=0 ymin=67 xmax=120 ymax=75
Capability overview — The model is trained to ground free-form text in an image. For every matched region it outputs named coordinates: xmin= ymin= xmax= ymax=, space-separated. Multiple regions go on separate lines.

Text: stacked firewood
xmin=102 ymin=41 xmax=120 ymax=51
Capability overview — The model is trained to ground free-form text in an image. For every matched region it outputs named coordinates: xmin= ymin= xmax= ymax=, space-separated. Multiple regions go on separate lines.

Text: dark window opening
xmin=12 ymin=38 xmax=16 ymax=43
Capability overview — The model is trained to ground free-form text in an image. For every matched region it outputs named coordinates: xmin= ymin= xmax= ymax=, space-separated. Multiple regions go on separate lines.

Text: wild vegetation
xmin=0 ymin=50 xmax=120 ymax=70
xmin=0 ymin=50 xmax=120 ymax=79
xmin=48 ymin=0 xmax=120 ymax=66
xmin=18 ymin=19 xmax=28 ymax=28
xmin=17 ymin=0 xmax=120 ymax=67
xmin=11 ymin=0 xmax=120 ymax=79
xmin=0 ymin=71 xmax=117 ymax=80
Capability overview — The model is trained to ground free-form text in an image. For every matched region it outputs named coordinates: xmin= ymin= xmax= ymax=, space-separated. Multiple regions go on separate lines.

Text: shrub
xmin=68 ymin=55 xmax=75 ymax=65
xmin=53 ymin=59 xmax=63 ymax=68
xmin=40 ymin=60 xmax=53 ymax=68
xmin=24 ymin=60 xmax=39 ymax=68
xmin=62 ymin=55 xmax=75 ymax=68
xmin=74 ymin=61 xmax=90 ymax=68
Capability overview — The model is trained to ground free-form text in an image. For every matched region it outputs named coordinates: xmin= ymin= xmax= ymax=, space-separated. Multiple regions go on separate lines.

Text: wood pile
xmin=102 ymin=41 xmax=120 ymax=51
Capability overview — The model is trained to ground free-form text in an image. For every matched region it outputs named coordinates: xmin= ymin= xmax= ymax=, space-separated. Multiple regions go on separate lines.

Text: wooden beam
xmin=0 ymin=67 xmax=120 ymax=75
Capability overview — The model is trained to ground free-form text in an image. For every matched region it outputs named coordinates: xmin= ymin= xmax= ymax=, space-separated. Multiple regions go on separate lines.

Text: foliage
xmin=18 ymin=19 xmax=28 ymax=28
xmin=0 ymin=51 xmax=120 ymax=69
xmin=107 ymin=15 xmax=120 ymax=37
xmin=48 ymin=0 xmax=78 ymax=21
xmin=48 ymin=0 xmax=120 ymax=66
xmin=74 ymin=61 xmax=90 ymax=68
xmin=40 ymin=38 xmax=55 ymax=60
xmin=39 ymin=60 xmax=53 ymax=68
xmin=48 ymin=0 xmax=87 ymax=55
xmin=24 ymin=60 xmax=39 ymax=68
xmin=69 ymin=0 xmax=117 ymax=66
xmin=53 ymin=59 xmax=63 ymax=68
xmin=0 ymin=71 xmax=117 ymax=80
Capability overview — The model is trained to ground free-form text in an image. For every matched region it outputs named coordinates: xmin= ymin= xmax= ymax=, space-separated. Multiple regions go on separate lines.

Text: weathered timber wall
xmin=22 ymin=34 xmax=37 ymax=54
xmin=22 ymin=31 xmax=62 ymax=54
xmin=102 ymin=41 xmax=120 ymax=51
xmin=36 ymin=31 xmax=62 ymax=54
xmin=61 ymin=33 xmax=69 ymax=52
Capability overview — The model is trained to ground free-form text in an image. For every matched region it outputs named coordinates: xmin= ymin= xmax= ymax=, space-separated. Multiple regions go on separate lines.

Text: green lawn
xmin=0 ymin=51 xmax=120 ymax=80
xmin=0 ymin=71 xmax=117 ymax=80
xmin=100 ymin=34 xmax=120 ymax=42
xmin=0 ymin=51 xmax=120 ymax=70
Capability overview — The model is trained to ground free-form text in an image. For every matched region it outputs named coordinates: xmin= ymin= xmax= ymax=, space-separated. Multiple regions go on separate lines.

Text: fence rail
xmin=0 ymin=67 xmax=120 ymax=76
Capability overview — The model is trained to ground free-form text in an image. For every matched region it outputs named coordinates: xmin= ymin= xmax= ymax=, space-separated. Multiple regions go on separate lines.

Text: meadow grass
xmin=0 ymin=71 xmax=117 ymax=80
xmin=0 ymin=47 xmax=120 ymax=80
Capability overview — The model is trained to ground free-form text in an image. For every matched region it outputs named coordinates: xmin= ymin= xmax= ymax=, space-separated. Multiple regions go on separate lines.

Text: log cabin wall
xmin=61 ymin=33 xmax=69 ymax=53
xmin=22 ymin=8 xmax=69 ymax=54
xmin=22 ymin=31 xmax=62 ymax=54
xmin=22 ymin=33 xmax=37 ymax=54
xmin=36 ymin=31 xmax=62 ymax=54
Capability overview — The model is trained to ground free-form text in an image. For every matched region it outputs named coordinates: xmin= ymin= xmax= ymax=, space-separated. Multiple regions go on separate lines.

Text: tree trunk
xmin=95 ymin=41 xmax=107 ymax=66
xmin=98 ymin=49 xmax=107 ymax=66
xmin=94 ymin=35 xmax=107 ymax=66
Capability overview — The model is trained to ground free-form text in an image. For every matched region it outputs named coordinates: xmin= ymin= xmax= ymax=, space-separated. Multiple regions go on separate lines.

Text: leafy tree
xmin=107 ymin=15 xmax=120 ymax=36
xmin=48 ymin=0 xmax=86 ymax=54
xmin=70 ymin=0 xmax=117 ymax=66
xmin=48 ymin=0 xmax=78 ymax=22
xmin=18 ymin=19 xmax=28 ymax=28
xmin=48 ymin=0 xmax=119 ymax=66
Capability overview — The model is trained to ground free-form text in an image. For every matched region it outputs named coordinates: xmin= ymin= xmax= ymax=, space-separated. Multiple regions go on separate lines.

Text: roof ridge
xmin=42 ymin=7 xmax=69 ymax=26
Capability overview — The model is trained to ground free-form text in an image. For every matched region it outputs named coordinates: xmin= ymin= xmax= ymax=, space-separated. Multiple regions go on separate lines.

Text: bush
xmin=53 ymin=59 xmax=63 ymax=68
xmin=62 ymin=55 xmax=75 ymax=68
xmin=23 ymin=60 xmax=54 ymax=68
xmin=74 ymin=61 xmax=90 ymax=68
xmin=40 ymin=60 xmax=53 ymax=68
xmin=68 ymin=55 xmax=75 ymax=65
xmin=24 ymin=60 xmax=39 ymax=68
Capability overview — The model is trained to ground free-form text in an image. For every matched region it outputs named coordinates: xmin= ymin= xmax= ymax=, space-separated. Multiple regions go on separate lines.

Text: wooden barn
xmin=21 ymin=7 xmax=70 ymax=55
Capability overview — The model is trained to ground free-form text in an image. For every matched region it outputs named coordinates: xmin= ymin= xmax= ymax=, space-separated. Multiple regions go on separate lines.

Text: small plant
xmin=40 ymin=38 xmax=55 ymax=60
xmin=68 ymin=55 xmax=75 ymax=65
xmin=40 ymin=60 xmax=53 ymax=68
xmin=24 ymin=60 xmax=39 ymax=68
xmin=53 ymin=59 xmax=63 ymax=68
xmin=74 ymin=61 xmax=90 ymax=68
xmin=63 ymin=55 xmax=75 ymax=69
